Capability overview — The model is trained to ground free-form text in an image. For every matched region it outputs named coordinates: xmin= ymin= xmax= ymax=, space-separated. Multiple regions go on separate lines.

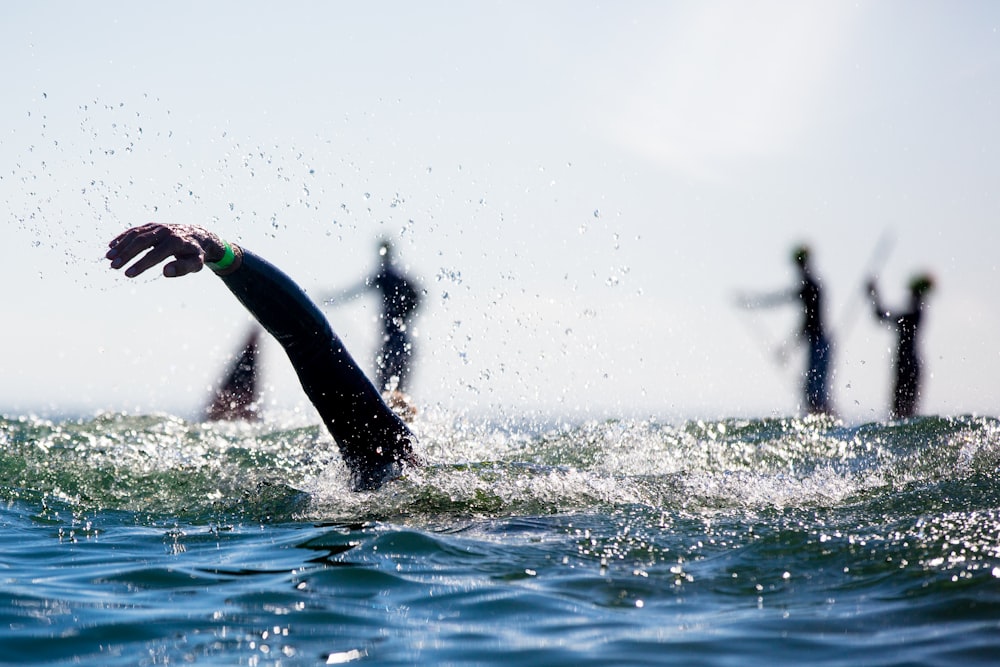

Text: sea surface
xmin=1 ymin=409 xmax=999 ymax=666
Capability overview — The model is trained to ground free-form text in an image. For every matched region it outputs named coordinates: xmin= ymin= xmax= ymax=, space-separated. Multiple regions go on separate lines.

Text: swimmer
xmin=106 ymin=223 xmax=419 ymax=491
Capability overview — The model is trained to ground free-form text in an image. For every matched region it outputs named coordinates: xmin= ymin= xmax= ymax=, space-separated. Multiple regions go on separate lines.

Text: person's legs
xmin=892 ymin=356 xmax=920 ymax=419
xmin=377 ymin=332 xmax=412 ymax=393
xmin=805 ymin=337 xmax=832 ymax=414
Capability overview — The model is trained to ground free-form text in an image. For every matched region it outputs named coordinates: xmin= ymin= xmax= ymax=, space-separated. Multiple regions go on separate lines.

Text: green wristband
xmin=209 ymin=240 xmax=235 ymax=271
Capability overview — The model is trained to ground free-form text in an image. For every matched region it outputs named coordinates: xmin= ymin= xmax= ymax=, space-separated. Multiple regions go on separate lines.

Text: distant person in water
xmin=324 ymin=238 xmax=422 ymax=416
xmin=866 ymin=273 xmax=935 ymax=420
xmin=742 ymin=245 xmax=834 ymax=416
xmin=106 ymin=223 xmax=419 ymax=491
xmin=205 ymin=327 xmax=262 ymax=422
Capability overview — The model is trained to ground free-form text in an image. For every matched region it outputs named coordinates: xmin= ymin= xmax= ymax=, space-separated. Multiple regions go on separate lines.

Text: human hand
xmin=106 ymin=223 xmax=225 ymax=278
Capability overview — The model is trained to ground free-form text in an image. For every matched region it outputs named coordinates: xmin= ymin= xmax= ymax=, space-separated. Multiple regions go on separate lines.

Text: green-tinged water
xmin=1 ymin=411 xmax=999 ymax=665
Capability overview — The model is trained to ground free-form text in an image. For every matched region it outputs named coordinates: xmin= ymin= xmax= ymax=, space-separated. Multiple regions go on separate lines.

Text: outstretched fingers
xmin=106 ymin=223 xmax=207 ymax=278
xmin=126 ymin=243 xmax=205 ymax=278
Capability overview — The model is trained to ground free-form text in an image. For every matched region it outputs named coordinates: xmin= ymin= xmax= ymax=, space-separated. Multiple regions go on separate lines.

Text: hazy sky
xmin=2 ymin=1 xmax=998 ymax=423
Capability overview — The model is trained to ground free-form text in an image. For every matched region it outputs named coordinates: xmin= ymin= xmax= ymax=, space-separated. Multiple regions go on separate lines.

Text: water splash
xmin=3 ymin=412 xmax=996 ymax=525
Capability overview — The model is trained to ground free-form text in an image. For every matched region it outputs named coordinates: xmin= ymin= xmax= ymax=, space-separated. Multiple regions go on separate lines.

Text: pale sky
xmin=2 ymin=1 xmax=998 ymax=423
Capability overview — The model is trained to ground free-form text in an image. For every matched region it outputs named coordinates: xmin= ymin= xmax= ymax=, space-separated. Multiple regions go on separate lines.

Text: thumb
xmin=163 ymin=257 xmax=204 ymax=278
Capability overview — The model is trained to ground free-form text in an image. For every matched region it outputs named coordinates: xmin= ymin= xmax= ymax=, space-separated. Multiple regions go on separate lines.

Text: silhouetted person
xmin=867 ymin=274 xmax=934 ymax=420
xmin=205 ymin=327 xmax=262 ymax=421
xmin=325 ymin=239 xmax=422 ymax=404
xmin=371 ymin=240 xmax=422 ymax=394
xmin=742 ymin=245 xmax=834 ymax=415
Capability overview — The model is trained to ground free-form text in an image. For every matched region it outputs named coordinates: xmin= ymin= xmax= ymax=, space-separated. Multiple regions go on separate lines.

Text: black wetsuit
xmin=747 ymin=267 xmax=833 ymax=415
xmin=797 ymin=272 xmax=832 ymax=415
xmin=371 ymin=264 xmax=421 ymax=393
xmin=872 ymin=294 xmax=924 ymax=419
xmin=217 ymin=247 xmax=416 ymax=491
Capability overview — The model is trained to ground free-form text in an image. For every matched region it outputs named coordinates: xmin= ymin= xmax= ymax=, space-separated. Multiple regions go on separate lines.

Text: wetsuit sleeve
xmin=214 ymin=246 xmax=415 ymax=490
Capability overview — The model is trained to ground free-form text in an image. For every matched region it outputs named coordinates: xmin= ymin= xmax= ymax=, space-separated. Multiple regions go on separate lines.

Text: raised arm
xmin=866 ymin=278 xmax=894 ymax=324
xmin=107 ymin=223 xmax=418 ymax=491
xmin=736 ymin=287 xmax=797 ymax=310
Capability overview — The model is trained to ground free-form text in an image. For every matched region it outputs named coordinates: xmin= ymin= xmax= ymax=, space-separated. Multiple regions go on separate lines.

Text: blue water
xmin=2 ymin=411 xmax=999 ymax=665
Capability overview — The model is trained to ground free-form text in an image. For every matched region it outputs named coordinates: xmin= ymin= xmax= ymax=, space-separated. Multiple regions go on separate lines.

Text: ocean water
xmin=1 ymin=409 xmax=999 ymax=666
